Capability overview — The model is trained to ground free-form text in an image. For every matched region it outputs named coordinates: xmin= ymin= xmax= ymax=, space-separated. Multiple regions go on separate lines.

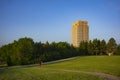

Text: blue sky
xmin=0 ymin=0 xmax=120 ymax=46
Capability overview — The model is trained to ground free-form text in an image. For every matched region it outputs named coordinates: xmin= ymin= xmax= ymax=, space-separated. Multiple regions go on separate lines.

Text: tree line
xmin=0 ymin=37 xmax=120 ymax=66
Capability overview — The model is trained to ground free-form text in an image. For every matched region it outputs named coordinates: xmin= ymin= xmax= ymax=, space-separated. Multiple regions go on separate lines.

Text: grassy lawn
xmin=0 ymin=56 xmax=120 ymax=80
xmin=44 ymin=56 xmax=120 ymax=76
xmin=0 ymin=67 xmax=104 ymax=80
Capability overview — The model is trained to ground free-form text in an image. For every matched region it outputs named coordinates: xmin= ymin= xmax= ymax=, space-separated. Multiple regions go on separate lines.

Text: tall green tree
xmin=92 ymin=39 xmax=100 ymax=55
xmin=78 ymin=41 xmax=88 ymax=55
xmin=115 ymin=44 xmax=120 ymax=55
xmin=18 ymin=37 xmax=34 ymax=64
xmin=107 ymin=37 xmax=117 ymax=56
xmin=100 ymin=39 xmax=106 ymax=55
xmin=33 ymin=42 xmax=44 ymax=63
xmin=88 ymin=40 xmax=93 ymax=55
xmin=43 ymin=41 xmax=50 ymax=53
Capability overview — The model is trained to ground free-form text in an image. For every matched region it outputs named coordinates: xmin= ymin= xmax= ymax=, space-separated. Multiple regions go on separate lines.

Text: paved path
xmin=43 ymin=56 xmax=78 ymax=65
xmin=44 ymin=68 xmax=120 ymax=80
xmin=0 ymin=56 xmax=78 ymax=70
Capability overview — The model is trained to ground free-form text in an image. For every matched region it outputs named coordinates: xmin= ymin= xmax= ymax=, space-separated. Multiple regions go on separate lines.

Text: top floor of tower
xmin=72 ymin=20 xmax=88 ymax=27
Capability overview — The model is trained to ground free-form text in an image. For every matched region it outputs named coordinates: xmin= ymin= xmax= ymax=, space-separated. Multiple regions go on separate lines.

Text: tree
xmin=18 ymin=37 xmax=34 ymax=64
xmin=57 ymin=42 xmax=71 ymax=58
xmin=0 ymin=45 xmax=6 ymax=64
xmin=92 ymin=39 xmax=100 ymax=55
xmin=0 ymin=45 xmax=11 ymax=65
xmin=88 ymin=40 xmax=93 ymax=55
xmin=33 ymin=42 xmax=44 ymax=63
xmin=100 ymin=39 xmax=106 ymax=55
xmin=43 ymin=41 xmax=50 ymax=53
xmin=107 ymin=37 xmax=117 ymax=56
xmin=0 ymin=36 xmax=118 ymax=66
xmin=115 ymin=44 xmax=120 ymax=55
xmin=78 ymin=41 xmax=88 ymax=55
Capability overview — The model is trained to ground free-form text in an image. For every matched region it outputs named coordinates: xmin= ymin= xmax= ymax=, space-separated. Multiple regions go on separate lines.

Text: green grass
xmin=44 ymin=56 xmax=120 ymax=76
xmin=0 ymin=56 xmax=120 ymax=80
xmin=0 ymin=67 xmax=104 ymax=80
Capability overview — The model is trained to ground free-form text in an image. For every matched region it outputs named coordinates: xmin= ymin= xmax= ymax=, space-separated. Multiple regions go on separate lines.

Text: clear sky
xmin=0 ymin=0 xmax=120 ymax=46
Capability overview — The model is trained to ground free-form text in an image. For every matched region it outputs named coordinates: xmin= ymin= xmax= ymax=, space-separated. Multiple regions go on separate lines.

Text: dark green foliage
xmin=0 ymin=37 xmax=119 ymax=66
xmin=92 ymin=39 xmax=100 ymax=55
xmin=77 ymin=38 xmax=118 ymax=56
xmin=0 ymin=37 xmax=34 ymax=66
xmin=106 ymin=38 xmax=117 ymax=55
xmin=87 ymin=40 xmax=93 ymax=55
xmin=100 ymin=40 xmax=106 ymax=55
xmin=42 ymin=51 xmax=61 ymax=62
xmin=41 ymin=42 xmax=77 ymax=62
xmin=33 ymin=42 xmax=44 ymax=63
xmin=78 ymin=41 xmax=88 ymax=55
xmin=115 ymin=44 xmax=120 ymax=55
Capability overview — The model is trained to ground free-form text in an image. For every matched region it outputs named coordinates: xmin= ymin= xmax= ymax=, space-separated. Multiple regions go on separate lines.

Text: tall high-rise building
xmin=71 ymin=20 xmax=89 ymax=47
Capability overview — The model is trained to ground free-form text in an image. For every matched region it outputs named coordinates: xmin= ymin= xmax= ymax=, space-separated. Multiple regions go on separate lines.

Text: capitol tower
xmin=71 ymin=20 xmax=89 ymax=47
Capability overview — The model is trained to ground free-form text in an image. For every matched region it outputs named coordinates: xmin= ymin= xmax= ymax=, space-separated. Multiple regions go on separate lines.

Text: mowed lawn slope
xmin=0 ymin=56 xmax=120 ymax=80
xmin=0 ymin=67 xmax=104 ymax=80
xmin=44 ymin=56 xmax=120 ymax=76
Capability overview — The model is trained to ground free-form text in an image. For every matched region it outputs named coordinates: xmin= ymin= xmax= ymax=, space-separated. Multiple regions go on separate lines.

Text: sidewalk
xmin=0 ymin=56 xmax=78 ymax=70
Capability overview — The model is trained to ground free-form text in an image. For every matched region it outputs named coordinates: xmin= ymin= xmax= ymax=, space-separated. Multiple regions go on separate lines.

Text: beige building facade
xmin=71 ymin=20 xmax=89 ymax=47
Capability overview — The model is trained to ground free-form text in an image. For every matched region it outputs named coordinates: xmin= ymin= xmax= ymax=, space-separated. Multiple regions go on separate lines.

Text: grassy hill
xmin=44 ymin=56 xmax=120 ymax=76
xmin=0 ymin=67 xmax=105 ymax=80
xmin=0 ymin=56 xmax=120 ymax=80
